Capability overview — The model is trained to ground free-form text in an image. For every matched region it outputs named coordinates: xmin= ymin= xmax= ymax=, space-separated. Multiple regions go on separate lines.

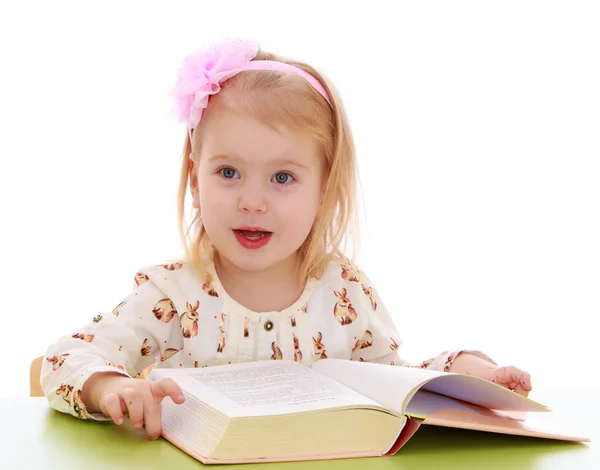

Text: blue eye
xmin=273 ymin=173 xmax=293 ymax=184
xmin=220 ymin=167 xmax=239 ymax=179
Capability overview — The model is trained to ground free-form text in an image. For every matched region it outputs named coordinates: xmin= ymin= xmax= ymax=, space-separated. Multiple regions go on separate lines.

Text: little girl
xmin=41 ymin=40 xmax=532 ymax=440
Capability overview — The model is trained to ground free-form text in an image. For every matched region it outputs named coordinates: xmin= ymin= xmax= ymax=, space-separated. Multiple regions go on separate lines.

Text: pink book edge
xmin=421 ymin=408 xmax=590 ymax=443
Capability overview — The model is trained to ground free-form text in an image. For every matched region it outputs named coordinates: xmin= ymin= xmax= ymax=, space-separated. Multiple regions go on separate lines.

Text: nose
xmin=238 ymin=181 xmax=267 ymax=214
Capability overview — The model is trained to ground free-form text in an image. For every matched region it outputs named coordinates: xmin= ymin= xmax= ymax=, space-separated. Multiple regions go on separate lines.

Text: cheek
xmin=278 ymin=191 xmax=320 ymax=230
xmin=198 ymin=179 xmax=230 ymax=222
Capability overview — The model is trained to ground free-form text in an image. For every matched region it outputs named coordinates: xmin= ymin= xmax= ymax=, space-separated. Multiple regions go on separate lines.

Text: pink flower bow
xmin=171 ymin=40 xmax=259 ymax=130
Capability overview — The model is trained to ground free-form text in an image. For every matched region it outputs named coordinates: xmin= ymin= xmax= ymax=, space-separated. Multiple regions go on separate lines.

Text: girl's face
xmin=191 ymin=107 xmax=325 ymax=276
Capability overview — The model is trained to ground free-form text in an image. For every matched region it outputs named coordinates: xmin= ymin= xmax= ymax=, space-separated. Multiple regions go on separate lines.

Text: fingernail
xmin=177 ymin=394 xmax=185 ymax=401
xmin=134 ymin=422 xmax=142 ymax=428
xmin=116 ymin=418 xmax=123 ymax=425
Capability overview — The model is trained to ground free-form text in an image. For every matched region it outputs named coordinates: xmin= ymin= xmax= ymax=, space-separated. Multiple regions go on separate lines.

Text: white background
xmin=1 ymin=1 xmax=598 ymax=398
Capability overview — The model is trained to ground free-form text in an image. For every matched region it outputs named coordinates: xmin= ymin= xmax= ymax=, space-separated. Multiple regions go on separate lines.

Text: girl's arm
xmin=40 ymin=275 xmax=183 ymax=419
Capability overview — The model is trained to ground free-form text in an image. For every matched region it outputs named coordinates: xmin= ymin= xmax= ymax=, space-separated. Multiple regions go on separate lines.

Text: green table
xmin=0 ymin=392 xmax=596 ymax=469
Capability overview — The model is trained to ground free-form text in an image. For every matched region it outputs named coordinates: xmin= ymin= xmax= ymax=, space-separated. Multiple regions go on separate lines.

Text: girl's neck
xmin=214 ymin=254 xmax=305 ymax=313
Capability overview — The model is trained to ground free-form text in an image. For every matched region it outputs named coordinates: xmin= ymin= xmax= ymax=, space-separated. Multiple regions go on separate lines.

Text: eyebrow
xmin=208 ymin=154 xmax=309 ymax=170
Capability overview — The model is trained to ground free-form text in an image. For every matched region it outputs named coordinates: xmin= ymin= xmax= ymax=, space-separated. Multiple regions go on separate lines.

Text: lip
xmin=233 ymin=229 xmax=273 ymax=250
xmin=235 ymin=226 xmax=271 ymax=232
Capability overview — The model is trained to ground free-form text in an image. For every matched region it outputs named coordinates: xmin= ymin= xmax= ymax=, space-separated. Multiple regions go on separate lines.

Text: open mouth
xmin=232 ymin=229 xmax=274 ymax=250
xmin=234 ymin=229 xmax=272 ymax=240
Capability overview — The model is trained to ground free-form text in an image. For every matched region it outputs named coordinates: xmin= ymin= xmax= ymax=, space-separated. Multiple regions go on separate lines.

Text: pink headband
xmin=170 ymin=40 xmax=332 ymax=138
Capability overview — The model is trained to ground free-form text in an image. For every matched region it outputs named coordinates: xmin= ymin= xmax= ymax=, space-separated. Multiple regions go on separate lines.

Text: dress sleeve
xmin=40 ymin=272 xmax=183 ymax=420
xmin=347 ymin=267 xmax=497 ymax=372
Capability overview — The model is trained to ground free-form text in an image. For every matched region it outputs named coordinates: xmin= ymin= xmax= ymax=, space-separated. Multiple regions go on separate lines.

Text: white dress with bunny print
xmin=41 ymin=259 xmax=493 ymax=419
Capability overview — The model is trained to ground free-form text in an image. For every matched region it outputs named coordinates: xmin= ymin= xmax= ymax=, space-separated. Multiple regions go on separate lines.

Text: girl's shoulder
xmin=312 ymin=258 xmax=376 ymax=297
xmin=133 ymin=259 xmax=202 ymax=287
xmin=132 ymin=259 xmax=220 ymax=311
xmin=317 ymin=257 xmax=371 ymax=281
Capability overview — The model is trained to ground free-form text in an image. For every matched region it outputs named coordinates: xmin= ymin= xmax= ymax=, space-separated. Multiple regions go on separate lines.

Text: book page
xmin=312 ymin=359 xmax=548 ymax=414
xmin=419 ymin=373 xmax=548 ymax=412
xmin=405 ymin=389 xmax=489 ymax=418
xmin=312 ymin=359 xmax=446 ymax=413
xmin=406 ymin=389 xmax=543 ymax=420
xmin=150 ymin=361 xmax=396 ymax=418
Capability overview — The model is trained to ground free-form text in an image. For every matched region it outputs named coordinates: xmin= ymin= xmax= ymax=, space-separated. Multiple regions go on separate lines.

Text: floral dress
xmin=41 ymin=259 xmax=494 ymax=419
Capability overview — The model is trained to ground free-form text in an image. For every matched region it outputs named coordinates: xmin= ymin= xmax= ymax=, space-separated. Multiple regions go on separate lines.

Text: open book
xmin=148 ymin=359 xmax=589 ymax=464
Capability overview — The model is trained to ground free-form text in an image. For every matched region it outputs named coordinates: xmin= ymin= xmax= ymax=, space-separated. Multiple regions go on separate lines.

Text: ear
xmin=188 ymin=153 xmax=200 ymax=209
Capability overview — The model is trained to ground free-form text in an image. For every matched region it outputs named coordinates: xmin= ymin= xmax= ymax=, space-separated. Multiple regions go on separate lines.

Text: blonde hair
xmin=176 ymin=48 xmax=360 ymax=286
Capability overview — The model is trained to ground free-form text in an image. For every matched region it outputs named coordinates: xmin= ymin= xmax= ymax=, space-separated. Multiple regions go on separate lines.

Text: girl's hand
xmin=479 ymin=366 xmax=533 ymax=396
xmin=83 ymin=373 xmax=185 ymax=439
xmin=448 ymin=353 xmax=533 ymax=397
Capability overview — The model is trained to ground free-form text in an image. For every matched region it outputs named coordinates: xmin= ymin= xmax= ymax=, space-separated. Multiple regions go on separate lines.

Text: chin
xmin=228 ymin=252 xmax=286 ymax=272
xmin=221 ymin=248 xmax=300 ymax=274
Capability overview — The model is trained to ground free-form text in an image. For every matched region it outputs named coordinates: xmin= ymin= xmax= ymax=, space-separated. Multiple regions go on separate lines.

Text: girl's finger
xmin=122 ymin=391 xmax=145 ymax=429
xmin=508 ymin=369 xmax=532 ymax=393
xmin=495 ymin=367 xmax=527 ymax=386
xmin=143 ymin=395 xmax=164 ymax=440
xmin=102 ymin=393 xmax=125 ymax=425
xmin=151 ymin=378 xmax=185 ymax=404
xmin=512 ymin=383 xmax=530 ymax=397
xmin=494 ymin=366 xmax=514 ymax=384
xmin=519 ymin=371 xmax=532 ymax=391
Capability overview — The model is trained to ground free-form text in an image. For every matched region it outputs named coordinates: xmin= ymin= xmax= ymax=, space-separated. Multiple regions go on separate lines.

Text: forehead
xmin=199 ymin=107 xmax=320 ymax=166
